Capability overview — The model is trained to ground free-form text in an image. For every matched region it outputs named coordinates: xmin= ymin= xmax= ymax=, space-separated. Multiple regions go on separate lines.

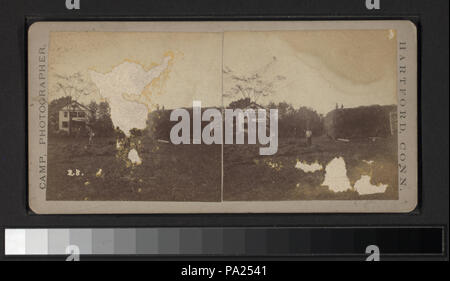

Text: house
xmin=58 ymin=100 xmax=91 ymax=135
xmin=240 ymin=102 xmax=270 ymax=135
xmin=227 ymin=100 xmax=271 ymax=132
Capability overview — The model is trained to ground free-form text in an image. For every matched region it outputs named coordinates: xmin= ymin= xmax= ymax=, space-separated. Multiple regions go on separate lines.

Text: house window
xmin=70 ymin=112 xmax=77 ymax=118
xmin=64 ymin=111 xmax=68 ymax=118
xmin=78 ymin=111 xmax=86 ymax=118
xmin=62 ymin=121 xmax=69 ymax=128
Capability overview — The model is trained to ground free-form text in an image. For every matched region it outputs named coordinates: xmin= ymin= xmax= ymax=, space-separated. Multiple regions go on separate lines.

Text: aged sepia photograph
xmin=46 ymin=32 xmax=223 ymax=202
xmin=222 ymin=30 xmax=399 ymax=201
xmin=0 ymin=0 xmax=444 ymax=264
xmin=28 ymin=21 xmax=417 ymax=213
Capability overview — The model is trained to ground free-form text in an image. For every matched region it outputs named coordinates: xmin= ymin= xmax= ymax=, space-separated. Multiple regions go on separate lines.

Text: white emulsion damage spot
xmin=89 ymin=56 xmax=171 ymax=136
xmin=321 ymin=157 xmax=352 ymax=192
xmin=295 ymin=160 xmax=323 ymax=173
xmin=128 ymin=149 xmax=142 ymax=165
xmin=354 ymin=175 xmax=388 ymax=195
xmin=116 ymin=140 xmax=122 ymax=149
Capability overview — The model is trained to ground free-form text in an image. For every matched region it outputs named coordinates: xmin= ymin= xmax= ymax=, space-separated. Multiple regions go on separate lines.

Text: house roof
xmin=60 ymin=100 xmax=90 ymax=112
xmin=247 ymin=102 xmax=266 ymax=109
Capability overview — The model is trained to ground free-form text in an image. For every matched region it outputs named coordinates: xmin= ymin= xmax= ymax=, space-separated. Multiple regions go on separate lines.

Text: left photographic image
xmin=44 ymin=31 xmax=223 ymax=202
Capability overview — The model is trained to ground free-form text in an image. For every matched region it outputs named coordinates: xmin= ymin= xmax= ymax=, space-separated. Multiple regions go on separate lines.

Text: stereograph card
xmin=28 ymin=21 xmax=417 ymax=214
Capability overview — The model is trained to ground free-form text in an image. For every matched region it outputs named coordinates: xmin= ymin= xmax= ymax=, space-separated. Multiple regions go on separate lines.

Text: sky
xmin=223 ymin=29 xmax=397 ymax=114
xmin=48 ymin=31 xmax=223 ymax=109
xmin=48 ymin=29 xmax=397 ymax=115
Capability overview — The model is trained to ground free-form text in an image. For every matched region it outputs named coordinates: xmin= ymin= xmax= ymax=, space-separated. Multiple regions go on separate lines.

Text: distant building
xmin=238 ymin=102 xmax=270 ymax=135
xmin=324 ymin=105 xmax=397 ymax=139
xmin=58 ymin=100 xmax=91 ymax=135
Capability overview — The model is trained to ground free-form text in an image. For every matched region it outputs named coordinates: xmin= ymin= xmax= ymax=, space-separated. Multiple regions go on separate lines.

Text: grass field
xmin=47 ymin=134 xmax=397 ymax=201
xmin=47 ymin=135 xmax=221 ymax=201
xmin=223 ymin=135 xmax=398 ymax=201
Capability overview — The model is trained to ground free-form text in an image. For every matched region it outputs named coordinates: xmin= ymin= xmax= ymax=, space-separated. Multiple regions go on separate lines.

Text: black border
xmin=23 ymin=16 xmax=423 ymax=216
xmin=0 ymin=0 xmax=448 ymax=261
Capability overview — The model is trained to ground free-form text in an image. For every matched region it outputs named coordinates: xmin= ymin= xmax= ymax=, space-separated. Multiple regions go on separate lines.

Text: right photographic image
xmin=222 ymin=29 xmax=400 ymax=202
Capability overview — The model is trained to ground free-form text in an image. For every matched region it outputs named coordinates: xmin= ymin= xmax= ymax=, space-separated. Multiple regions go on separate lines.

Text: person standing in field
xmin=306 ymin=129 xmax=312 ymax=147
xmin=87 ymin=125 xmax=95 ymax=145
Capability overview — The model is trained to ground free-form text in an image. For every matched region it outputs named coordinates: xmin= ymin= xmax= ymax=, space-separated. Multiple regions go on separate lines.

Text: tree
xmin=223 ymin=57 xmax=286 ymax=104
xmin=145 ymin=106 xmax=172 ymax=141
xmin=87 ymin=101 xmax=99 ymax=127
xmin=228 ymin=98 xmax=252 ymax=109
xmin=268 ymin=101 xmax=294 ymax=119
xmin=54 ymin=72 xmax=97 ymax=101
xmin=94 ymin=101 xmax=115 ymax=137
xmin=268 ymin=102 xmax=324 ymax=138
